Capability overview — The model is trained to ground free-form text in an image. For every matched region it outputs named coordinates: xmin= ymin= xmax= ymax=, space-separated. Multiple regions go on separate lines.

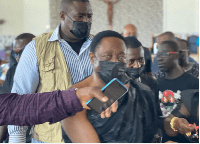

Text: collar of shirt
xmin=48 ymin=25 xmax=93 ymax=56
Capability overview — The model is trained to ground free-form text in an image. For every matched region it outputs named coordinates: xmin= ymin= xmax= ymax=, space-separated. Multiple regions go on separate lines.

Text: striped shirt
xmin=8 ymin=26 xmax=93 ymax=143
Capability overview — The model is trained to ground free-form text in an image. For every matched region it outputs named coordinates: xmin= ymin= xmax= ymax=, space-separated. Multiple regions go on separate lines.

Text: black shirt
xmin=143 ymin=47 xmax=152 ymax=73
xmin=157 ymin=72 xmax=199 ymax=142
xmin=67 ymin=38 xmax=86 ymax=55
xmin=140 ymin=74 xmax=162 ymax=117
xmin=170 ymin=89 xmax=199 ymax=143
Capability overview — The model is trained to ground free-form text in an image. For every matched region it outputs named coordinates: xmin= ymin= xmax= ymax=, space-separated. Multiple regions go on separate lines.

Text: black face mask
xmin=97 ymin=61 xmax=128 ymax=84
xmin=125 ymin=67 xmax=144 ymax=80
xmin=65 ymin=13 xmax=91 ymax=39
xmin=70 ymin=21 xmax=91 ymax=39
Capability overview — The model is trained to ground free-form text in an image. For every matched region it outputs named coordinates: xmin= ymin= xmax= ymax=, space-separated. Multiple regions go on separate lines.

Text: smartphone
xmin=86 ymin=78 xmax=128 ymax=114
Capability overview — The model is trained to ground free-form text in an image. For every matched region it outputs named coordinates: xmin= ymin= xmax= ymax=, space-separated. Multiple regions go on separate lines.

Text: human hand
xmin=76 ymin=87 xmax=118 ymax=118
xmin=76 ymin=87 xmax=108 ymax=109
xmin=173 ymin=118 xmax=195 ymax=135
xmin=100 ymin=101 xmax=118 ymax=118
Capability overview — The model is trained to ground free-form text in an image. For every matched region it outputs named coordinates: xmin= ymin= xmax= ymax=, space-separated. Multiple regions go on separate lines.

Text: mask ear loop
xmin=60 ymin=11 xmax=76 ymax=39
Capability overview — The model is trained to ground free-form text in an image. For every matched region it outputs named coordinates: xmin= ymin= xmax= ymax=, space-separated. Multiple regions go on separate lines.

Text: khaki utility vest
xmin=32 ymin=31 xmax=72 ymax=143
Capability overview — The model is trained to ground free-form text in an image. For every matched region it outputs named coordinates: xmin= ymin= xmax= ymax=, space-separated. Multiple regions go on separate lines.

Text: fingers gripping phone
xmin=86 ymin=78 xmax=128 ymax=114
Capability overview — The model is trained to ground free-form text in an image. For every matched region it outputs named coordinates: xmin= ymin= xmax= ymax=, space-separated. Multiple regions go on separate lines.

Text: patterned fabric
xmin=8 ymin=26 xmax=93 ymax=143
xmin=187 ymin=63 xmax=199 ymax=78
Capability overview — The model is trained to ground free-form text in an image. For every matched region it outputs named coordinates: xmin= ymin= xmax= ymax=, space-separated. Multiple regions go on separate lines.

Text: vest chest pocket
xmin=41 ymin=59 xmax=55 ymax=91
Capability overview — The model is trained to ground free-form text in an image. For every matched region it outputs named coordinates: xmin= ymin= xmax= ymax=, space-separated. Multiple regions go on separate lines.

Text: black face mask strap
xmin=63 ymin=12 xmax=74 ymax=22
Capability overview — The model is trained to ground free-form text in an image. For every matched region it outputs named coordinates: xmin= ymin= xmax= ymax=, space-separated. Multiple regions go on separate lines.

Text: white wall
xmin=23 ymin=0 xmax=50 ymax=36
xmin=0 ymin=0 xmax=24 ymax=36
xmin=0 ymin=0 xmax=50 ymax=37
xmin=163 ymin=0 xmax=199 ymax=34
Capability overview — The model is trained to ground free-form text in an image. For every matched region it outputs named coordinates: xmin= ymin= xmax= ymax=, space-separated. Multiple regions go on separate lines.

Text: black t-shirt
xmin=169 ymin=90 xmax=199 ymax=143
xmin=156 ymin=72 xmax=199 ymax=142
xmin=143 ymin=47 xmax=152 ymax=73
xmin=157 ymin=72 xmax=198 ymax=91
xmin=140 ymin=74 xmax=162 ymax=117
xmin=67 ymin=38 xmax=86 ymax=55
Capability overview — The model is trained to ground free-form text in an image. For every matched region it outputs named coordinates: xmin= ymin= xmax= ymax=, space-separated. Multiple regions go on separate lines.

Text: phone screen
xmin=86 ymin=78 xmax=128 ymax=114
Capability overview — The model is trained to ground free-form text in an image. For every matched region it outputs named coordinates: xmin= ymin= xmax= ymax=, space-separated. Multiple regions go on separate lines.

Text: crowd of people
xmin=0 ymin=0 xmax=199 ymax=143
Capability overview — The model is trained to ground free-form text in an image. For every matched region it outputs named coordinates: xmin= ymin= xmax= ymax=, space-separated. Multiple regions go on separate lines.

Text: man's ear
xmin=89 ymin=52 xmax=95 ymax=65
xmin=60 ymin=11 xmax=65 ymax=21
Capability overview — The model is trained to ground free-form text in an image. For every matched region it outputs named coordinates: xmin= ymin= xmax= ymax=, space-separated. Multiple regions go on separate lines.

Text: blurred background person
xmin=122 ymin=24 xmax=153 ymax=77
xmin=2 ymin=33 xmax=35 ymax=93
xmin=177 ymin=39 xmax=199 ymax=78
xmin=0 ymin=33 xmax=35 ymax=143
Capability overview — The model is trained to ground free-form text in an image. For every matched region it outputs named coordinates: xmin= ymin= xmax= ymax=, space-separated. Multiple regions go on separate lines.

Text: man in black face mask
xmin=62 ymin=30 xmax=160 ymax=143
xmin=124 ymin=36 xmax=160 ymax=100
xmin=125 ymin=36 xmax=162 ymax=142
xmin=8 ymin=0 xmax=116 ymax=143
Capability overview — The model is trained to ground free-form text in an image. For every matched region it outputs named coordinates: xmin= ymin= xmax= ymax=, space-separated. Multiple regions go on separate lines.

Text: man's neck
xmin=165 ymin=64 xmax=184 ymax=79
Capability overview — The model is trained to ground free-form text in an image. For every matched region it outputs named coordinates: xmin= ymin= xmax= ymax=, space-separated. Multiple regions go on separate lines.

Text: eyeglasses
xmin=156 ymin=52 xmax=178 ymax=57
xmin=126 ymin=57 xmax=145 ymax=66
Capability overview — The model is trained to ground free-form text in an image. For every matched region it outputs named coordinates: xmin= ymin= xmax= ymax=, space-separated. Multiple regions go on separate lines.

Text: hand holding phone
xmin=86 ymin=78 xmax=128 ymax=114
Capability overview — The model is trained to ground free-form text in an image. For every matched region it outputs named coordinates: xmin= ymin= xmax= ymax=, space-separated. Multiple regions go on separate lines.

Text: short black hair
xmin=90 ymin=30 xmax=125 ymax=53
xmin=157 ymin=31 xmax=175 ymax=40
xmin=160 ymin=40 xmax=179 ymax=52
xmin=124 ymin=36 xmax=142 ymax=49
xmin=177 ymin=39 xmax=189 ymax=49
xmin=60 ymin=0 xmax=89 ymax=12
xmin=16 ymin=33 xmax=35 ymax=41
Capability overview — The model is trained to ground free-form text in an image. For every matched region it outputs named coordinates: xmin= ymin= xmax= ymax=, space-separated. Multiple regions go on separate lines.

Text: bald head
xmin=122 ymin=24 xmax=137 ymax=37
xmin=156 ymin=31 xmax=175 ymax=46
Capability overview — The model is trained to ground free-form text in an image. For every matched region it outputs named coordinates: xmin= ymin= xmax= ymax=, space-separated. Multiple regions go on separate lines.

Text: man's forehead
xmin=158 ymin=44 xmax=173 ymax=52
xmin=127 ymin=47 xmax=144 ymax=55
xmin=71 ymin=1 xmax=92 ymax=13
xmin=100 ymin=37 xmax=125 ymax=46
xmin=96 ymin=37 xmax=125 ymax=52
xmin=14 ymin=39 xmax=25 ymax=45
